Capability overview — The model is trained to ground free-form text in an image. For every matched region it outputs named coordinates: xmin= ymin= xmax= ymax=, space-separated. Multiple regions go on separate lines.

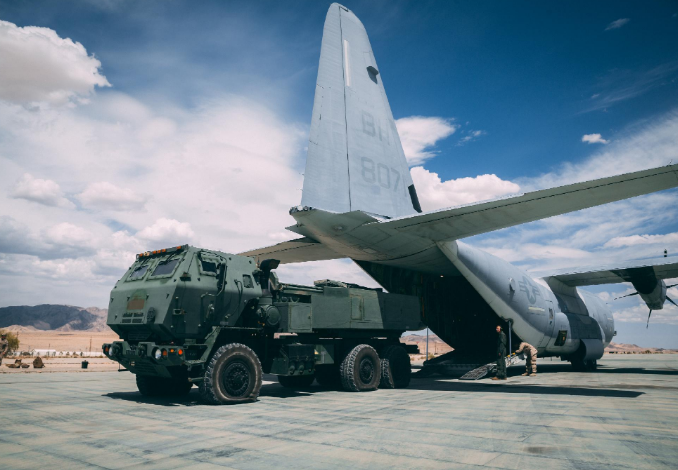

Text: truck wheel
xmin=170 ymin=380 xmax=193 ymax=396
xmin=277 ymin=374 xmax=315 ymax=389
xmin=315 ymin=365 xmax=342 ymax=389
xmin=137 ymin=376 xmax=192 ymax=397
xmin=340 ymin=344 xmax=381 ymax=392
xmin=136 ymin=375 xmax=165 ymax=396
xmin=380 ymin=345 xmax=411 ymax=389
xmin=200 ymin=343 xmax=262 ymax=405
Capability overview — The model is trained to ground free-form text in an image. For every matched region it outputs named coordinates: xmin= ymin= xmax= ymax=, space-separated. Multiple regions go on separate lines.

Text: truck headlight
xmin=153 ymin=348 xmax=162 ymax=361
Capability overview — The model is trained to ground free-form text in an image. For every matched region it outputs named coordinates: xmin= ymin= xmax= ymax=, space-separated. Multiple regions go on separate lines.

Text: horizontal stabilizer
xmin=239 ymin=237 xmax=344 ymax=264
xmin=382 ymin=164 xmax=678 ymax=241
xmin=535 ymin=256 xmax=678 ymax=287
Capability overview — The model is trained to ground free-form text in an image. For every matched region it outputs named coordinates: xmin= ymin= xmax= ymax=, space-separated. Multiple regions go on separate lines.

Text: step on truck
xmin=103 ymin=245 xmax=423 ymax=404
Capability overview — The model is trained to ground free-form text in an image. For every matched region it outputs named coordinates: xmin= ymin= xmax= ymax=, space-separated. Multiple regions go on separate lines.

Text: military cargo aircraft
xmin=243 ymin=4 xmax=678 ymax=370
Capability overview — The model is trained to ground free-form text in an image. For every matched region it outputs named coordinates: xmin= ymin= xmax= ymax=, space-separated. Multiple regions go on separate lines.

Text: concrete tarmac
xmin=1 ymin=355 xmax=677 ymax=470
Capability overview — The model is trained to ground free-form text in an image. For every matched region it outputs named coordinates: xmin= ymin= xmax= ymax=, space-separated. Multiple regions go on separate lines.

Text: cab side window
xmin=242 ymin=275 xmax=253 ymax=288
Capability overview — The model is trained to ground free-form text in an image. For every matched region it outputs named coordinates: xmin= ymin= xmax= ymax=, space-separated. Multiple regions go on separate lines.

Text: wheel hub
xmin=223 ymin=361 xmax=250 ymax=397
xmin=359 ymin=358 xmax=374 ymax=384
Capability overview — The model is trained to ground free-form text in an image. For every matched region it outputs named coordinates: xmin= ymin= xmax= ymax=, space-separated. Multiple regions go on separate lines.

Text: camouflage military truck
xmin=103 ymin=245 xmax=422 ymax=404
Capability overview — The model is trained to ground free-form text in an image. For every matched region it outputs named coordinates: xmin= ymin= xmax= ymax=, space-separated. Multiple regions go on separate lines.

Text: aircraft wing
xmin=534 ymin=256 xmax=678 ymax=287
xmin=382 ymin=164 xmax=678 ymax=241
xmin=239 ymin=237 xmax=344 ymax=264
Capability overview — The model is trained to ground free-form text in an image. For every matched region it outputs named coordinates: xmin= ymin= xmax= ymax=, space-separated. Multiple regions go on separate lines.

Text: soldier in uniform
xmin=515 ymin=341 xmax=538 ymax=376
xmin=0 ymin=333 xmax=9 ymax=366
xmin=492 ymin=326 xmax=507 ymax=380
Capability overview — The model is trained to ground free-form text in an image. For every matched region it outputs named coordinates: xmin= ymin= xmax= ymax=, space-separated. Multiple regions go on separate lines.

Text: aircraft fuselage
xmin=289 ymin=207 xmax=613 ymax=362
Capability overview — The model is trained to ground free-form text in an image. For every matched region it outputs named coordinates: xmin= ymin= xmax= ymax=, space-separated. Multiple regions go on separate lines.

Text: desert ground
xmin=8 ymin=330 xmax=119 ymax=353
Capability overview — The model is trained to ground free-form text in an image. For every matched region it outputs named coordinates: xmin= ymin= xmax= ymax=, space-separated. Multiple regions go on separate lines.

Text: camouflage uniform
xmin=0 ymin=336 xmax=8 ymax=366
xmin=495 ymin=330 xmax=507 ymax=379
xmin=516 ymin=342 xmax=537 ymax=375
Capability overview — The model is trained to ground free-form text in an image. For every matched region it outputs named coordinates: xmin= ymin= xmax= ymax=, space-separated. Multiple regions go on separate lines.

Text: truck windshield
xmin=151 ymin=258 xmax=180 ymax=277
xmin=129 ymin=264 xmax=149 ymax=280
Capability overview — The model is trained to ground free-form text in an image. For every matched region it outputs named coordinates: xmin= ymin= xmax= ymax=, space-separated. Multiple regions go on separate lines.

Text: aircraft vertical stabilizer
xmin=301 ymin=3 xmax=419 ymax=219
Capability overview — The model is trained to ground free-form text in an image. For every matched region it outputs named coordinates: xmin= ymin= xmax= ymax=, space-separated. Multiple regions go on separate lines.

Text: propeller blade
xmin=667 ymin=296 xmax=678 ymax=308
xmin=614 ymin=291 xmax=640 ymax=300
xmin=647 ymin=309 xmax=653 ymax=329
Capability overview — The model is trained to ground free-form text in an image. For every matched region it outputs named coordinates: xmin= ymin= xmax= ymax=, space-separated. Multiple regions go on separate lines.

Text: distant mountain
xmin=0 ymin=305 xmax=109 ymax=332
xmin=605 ymin=341 xmax=678 ymax=354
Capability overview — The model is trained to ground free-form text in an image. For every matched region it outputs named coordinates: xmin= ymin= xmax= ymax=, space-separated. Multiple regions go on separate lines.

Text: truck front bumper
xmin=103 ymin=341 xmax=187 ymax=378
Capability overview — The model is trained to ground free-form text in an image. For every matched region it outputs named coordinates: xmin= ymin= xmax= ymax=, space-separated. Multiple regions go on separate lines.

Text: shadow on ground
xmin=407 ymin=378 xmax=644 ymax=398
xmin=102 ymin=378 xmax=328 ymax=406
xmin=103 ymin=368 xmax=645 ymax=405
xmin=507 ymin=363 xmax=678 ymax=376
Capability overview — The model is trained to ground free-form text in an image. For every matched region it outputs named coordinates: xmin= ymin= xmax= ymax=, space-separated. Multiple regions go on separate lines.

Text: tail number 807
xmin=361 ymin=157 xmax=401 ymax=191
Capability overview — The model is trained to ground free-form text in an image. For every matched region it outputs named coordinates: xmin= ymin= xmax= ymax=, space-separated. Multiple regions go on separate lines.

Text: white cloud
xmin=582 ymin=133 xmax=609 ymax=144
xmin=410 ymin=166 xmax=520 ymax=211
xmin=457 ymin=130 xmax=486 ymax=146
xmin=44 ymin=222 xmax=94 ymax=247
xmin=0 ymin=20 xmax=110 ymax=105
xmin=395 ymin=116 xmax=458 ymax=166
xmin=604 ymin=232 xmax=678 ymax=248
xmin=78 ymin=182 xmax=148 ymax=211
xmin=605 ymin=18 xmax=630 ymax=31
xmin=136 ymin=218 xmax=195 ymax=246
xmin=523 ymin=110 xmax=678 ymax=189
xmin=9 ymin=173 xmax=73 ymax=207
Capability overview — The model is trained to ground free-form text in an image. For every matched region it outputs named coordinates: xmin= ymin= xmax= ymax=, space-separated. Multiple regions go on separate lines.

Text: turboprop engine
xmin=615 ymin=277 xmax=677 ymax=327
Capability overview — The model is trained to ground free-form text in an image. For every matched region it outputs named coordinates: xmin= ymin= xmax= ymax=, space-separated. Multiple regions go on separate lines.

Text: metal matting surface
xmin=1 ymin=355 xmax=678 ymax=470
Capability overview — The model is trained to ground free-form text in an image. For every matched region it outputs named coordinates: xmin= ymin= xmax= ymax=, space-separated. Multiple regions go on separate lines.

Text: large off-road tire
xmin=136 ymin=375 xmax=165 ymax=396
xmin=314 ymin=365 xmax=342 ymax=389
xmin=340 ymin=344 xmax=381 ymax=392
xmin=200 ymin=343 xmax=262 ymax=405
xmin=277 ymin=374 xmax=315 ymax=389
xmin=170 ymin=380 xmax=194 ymax=396
xmin=380 ymin=345 xmax=411 ymax=389
xmin=137 ymin=375 xmax=193 ymax=397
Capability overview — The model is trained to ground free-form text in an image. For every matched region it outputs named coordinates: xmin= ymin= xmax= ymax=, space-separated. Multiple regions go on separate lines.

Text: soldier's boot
xmin=529 ymin=373 xmax=537 ymax=377
xmin=521 ymin=372 xmax=528 ymax=376
xmin=491 ymin=377 xmax=500 ymax=380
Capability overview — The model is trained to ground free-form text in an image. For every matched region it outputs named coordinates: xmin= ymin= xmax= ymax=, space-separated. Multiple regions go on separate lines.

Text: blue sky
xmin=1 ymin=1 xmax=677 ymax=346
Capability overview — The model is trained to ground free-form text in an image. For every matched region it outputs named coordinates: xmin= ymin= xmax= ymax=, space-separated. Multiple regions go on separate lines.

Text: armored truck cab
xmin=104 ymin=245 xmax=423 ymax=404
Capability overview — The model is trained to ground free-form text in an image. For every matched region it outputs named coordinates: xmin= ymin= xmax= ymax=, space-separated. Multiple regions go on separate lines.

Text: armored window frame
xmin=242 ymin=274 xmax=254 ymax=288
xmin=127 ymin=263 xmax=151 ymax=282
xmin=197 ymin=252 xmax=221 ymax=277
xmin=149 ymin=253 xmax=185 ymax=279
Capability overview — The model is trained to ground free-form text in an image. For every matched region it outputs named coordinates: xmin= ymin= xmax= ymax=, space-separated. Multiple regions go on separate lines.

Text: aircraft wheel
xmin=200 ymin=343 xmax=262 ymax=405
xmin=380 ymin=345 xmax=411 ymax=389
xmin=340 ymin=344 xmax=381 ymax=392
xmin=278 ymin=374 xmax=315 ymax=389
xmin=570 ymin=359 xmax=586 ymax=372
xmin=585 ymin=359 xmax=598 ymax=371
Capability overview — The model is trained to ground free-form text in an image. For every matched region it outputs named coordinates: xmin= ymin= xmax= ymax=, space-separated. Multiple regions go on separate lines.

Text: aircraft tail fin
xmin=301 ymin=4 xmax=419 ymax=219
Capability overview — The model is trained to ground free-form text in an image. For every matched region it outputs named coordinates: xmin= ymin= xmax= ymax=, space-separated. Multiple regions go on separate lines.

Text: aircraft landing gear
xmin=570 ymin=358 xmax=597 ymax=372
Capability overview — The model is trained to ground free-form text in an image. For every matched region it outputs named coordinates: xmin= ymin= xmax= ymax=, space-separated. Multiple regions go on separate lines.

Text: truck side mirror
xmin=258 ymin=259 xmax=280 ymax=287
